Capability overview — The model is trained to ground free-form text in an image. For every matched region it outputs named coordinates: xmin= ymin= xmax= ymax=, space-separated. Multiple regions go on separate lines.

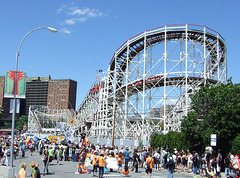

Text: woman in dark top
xmin=224 ymin=155 xmax=231 ymax=176
xmin=132 ymin=149 xmax=140 ymax=172
xmin=43 ymin=149 xmax=49 ymax=175
xmin=177 ymin=153 xmax=182 ymax=173
xmin=181 ymin=153 xmax=187 ymax=172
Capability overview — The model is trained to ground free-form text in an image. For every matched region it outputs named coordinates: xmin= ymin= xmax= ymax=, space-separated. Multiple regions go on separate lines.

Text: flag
xmin=96 ymin=70 xmax=103 ymax=73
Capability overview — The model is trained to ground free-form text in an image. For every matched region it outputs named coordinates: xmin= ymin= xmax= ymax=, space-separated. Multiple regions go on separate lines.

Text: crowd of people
xmin=0 ymin=134 xmax=240 ymax=178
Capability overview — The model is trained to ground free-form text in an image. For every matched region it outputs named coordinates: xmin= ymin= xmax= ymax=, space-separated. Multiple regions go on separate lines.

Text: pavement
xmin=0 ymin=151 xmax=216 ymax=178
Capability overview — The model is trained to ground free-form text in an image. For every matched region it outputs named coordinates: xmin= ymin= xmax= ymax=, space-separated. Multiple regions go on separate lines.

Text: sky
xmin=0 ymin=0 xmax=239 ymax=108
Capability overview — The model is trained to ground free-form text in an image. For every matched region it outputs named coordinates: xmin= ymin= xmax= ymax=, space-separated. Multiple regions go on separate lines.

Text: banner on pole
xmin=4 ymin=70 xmax=26 ymax=99
xmin=10 ymin=99 xmax=20 ymax=113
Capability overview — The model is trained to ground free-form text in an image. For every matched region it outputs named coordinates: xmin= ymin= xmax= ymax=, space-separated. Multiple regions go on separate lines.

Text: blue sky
xmin=0 ymin=0 xmax=239 ymax=108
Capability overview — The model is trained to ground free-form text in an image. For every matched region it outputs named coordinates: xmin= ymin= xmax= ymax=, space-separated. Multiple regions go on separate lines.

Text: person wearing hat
xmin=30 ymin=161 xmax=37 ymax=178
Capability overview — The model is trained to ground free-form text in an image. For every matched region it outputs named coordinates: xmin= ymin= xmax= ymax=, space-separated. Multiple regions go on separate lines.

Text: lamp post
xmin=8 ymin=27 xmax=57 ymax=178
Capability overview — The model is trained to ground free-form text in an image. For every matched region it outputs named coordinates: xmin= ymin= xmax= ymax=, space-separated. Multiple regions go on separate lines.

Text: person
xmin=167 ymin=154 xmax=174 ymax=178
xmin=35 ymin=163 xmax=41 ymax=178
xmin=21 ymin=143 xmax=26 ymax=158
xmin=129 ymin=145 xmax=134 ymax=167
xmin=76 ymin=162 xmax=85 ymax=174
xmin=56 ymin=147 xmax=62 ymax=165
xmin=30 ymin=161 xmax=37 ymax=178
xmin=80 ymin=131 xmax=86 ymax=148
xmin=18 ymin=162 xmax=27 ymax=178
xmin=132 ymin=149 xmax=140 ymax=172
xmin=153 ymin=150 xmax=160 ymax=170
xmin=117 ymin=152 xmax=124 ymax=173
xmin=122 ymin=165 xmax=130 ymax=176
xmin=79 ymin=149 xmax=86 ymax=164
xmin=181 ymin=153 xmax=187 ymax=173
xmin=84 ymin=150 xmax=91 ymax=173
xmin=4 ymin=146 xmax=11 ymax=166
xmin=92 ymin=151 xmax=98 ymax=177
xmin=216 ymin=153 xmax=221 ymax=177
xmin=39 ymin=141 xmax=44 ymax=155
xmin=187 ymin=150 xmax=193 ymax=172
xmin=98 ymin=153 xmax=106 ymax=178
xmin=192 ymin=152 xmax=199 ymax=174
xmin=29 ymin=142 xmax=33 ymax=156
xmin=124 ymin=147 xmax=130 ymax=167
xmin=43 ymin=149 xmax=49 ymax=176
xmin=163 ymin=149 xmax=169 ymax=169
xmin=177 ymin=153 xmax=182 ymax=173
xmin=145 ymin=154 xmax=154 ymax=178
xmin=233 ymin=154 xmax=240 ymax=174
xmin=224 ymin=154 xmax=231 ymax=177
xmin=0 ymin=145 xmax=3 ymax=164
xmin=48 ymin=147 xmax=54 ymax=164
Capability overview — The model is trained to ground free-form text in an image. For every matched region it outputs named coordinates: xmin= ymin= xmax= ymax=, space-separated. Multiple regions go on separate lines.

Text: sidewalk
xmin=0 ymin=166 xmax=11 ymax=178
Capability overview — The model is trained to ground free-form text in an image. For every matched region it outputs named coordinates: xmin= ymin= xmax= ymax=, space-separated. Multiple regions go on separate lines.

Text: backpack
xmin=193 ymin=156 xmax=198 ymax=164
xmin=78 ymin=166 xmax=82 ymax=173
xmin=6 ymin=150 xmax=11 ymax=157
xmin=166 ymin=158 xmax=174 ymax=169
xmin=163 ymin=153 xmax=168 ymax=163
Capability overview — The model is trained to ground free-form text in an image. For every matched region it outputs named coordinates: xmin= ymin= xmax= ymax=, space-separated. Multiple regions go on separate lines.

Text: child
xmin=117 ymin=152 xmax=124 ymax=173
xmin=76 ymin=162 xmax=87 ymax=174
xmin=122 ymin=165 xmax=130 ymax=177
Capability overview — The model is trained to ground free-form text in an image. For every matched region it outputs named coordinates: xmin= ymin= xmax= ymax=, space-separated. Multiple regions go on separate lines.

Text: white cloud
xmin=58 ymin=5 xmax=104 ymax=25
xmin=64 ymin=17 xmax=87 ymax=25
xmin=60 ymin=28 xmax=72 ymax=34
xmin=65 ymin=19 xmax=76 ymax=25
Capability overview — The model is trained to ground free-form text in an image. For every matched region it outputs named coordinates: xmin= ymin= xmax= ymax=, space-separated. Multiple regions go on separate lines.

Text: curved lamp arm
xmin=15 ymin=26 xmax=57 ymax=71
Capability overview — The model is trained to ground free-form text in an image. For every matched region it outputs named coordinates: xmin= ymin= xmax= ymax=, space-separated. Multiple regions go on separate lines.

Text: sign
xmin=4 ymin=70 xmax=26 ymax=99
xmin=211 ymin=134 xmax=217 ymax=146
xmin=10 ymin=99 xmax=20 ymax=113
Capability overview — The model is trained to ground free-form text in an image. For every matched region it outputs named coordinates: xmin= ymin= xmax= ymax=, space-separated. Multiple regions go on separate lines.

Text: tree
xmin=181 ymin=80 xmax=240 ymax=156
xmin=150 ymin=131 xmax=190 ymax=152
xmin=15 ymin=115 xmax=28 ymax=132
xmin=231 ymin=134 xmax=240 ymax=155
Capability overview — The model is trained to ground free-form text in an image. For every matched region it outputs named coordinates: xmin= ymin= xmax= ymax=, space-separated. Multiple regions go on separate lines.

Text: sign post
xmin=211 ymin=134 xmax=217 ymax=146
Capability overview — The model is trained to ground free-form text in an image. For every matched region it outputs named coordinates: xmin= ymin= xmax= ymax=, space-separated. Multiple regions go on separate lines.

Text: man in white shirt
xmin=187 ymin=150 xmax=193 ymax=172
xmin=153 ymin=151 xmax=160 ymax=170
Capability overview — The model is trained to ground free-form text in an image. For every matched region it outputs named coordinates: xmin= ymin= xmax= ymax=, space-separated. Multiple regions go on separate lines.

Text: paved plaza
xmin=0 ymin=151 xmax=201 ymax=178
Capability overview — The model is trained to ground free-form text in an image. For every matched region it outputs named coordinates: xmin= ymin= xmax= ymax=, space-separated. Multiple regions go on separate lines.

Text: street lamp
xmin=9 ymin=27 xmax=57 ymax=178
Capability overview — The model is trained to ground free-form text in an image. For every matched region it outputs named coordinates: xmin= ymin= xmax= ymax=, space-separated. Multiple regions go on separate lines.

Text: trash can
xmin=73 ymin=154 xmax=78 ymax=162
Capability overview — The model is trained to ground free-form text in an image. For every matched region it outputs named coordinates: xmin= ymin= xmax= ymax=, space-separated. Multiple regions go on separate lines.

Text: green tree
xmin=150 ymin=131 xmax=190 ymax=152
xmin=15 ymin=115 xmax=28 ymax=132
xmin=181 ymin=80 xmax=240 ymax=156
xmin=231 ymin=134 xmax=240 ymax=155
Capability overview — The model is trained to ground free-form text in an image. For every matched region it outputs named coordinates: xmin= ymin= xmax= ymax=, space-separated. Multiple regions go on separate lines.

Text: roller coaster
xmin=28 ymin=24 xmax=227 ymax=143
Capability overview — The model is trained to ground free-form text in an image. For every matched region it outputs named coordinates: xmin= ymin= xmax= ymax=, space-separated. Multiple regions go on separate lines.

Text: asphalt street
xmin=12 ymin=151 xmax=197 ymax=178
